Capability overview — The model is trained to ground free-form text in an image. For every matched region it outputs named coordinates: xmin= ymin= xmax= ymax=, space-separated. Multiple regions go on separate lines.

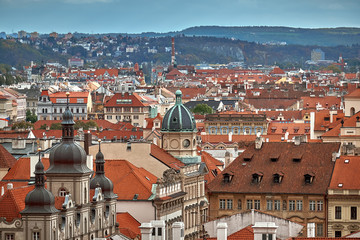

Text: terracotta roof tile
xmin=104 ymin=92 xmax=148 ymax=107
xmin=48 ymin=91 xmax=89 ymax=104
xmin=207 ymin=225 xmax=254 ymax=240
xmin=0 ymin=185 xmax=34 ymax=222
xmin=150 ymin=144 xmax=185 ymax=170
xmin=207 ymin=142 xmax=340 ymax=195
xmin=0 ymin=131 xmax=29 ymax=139
xmin=329 ymin=156 xmax=360 ymax=190
xmin=0 ymin=144 xmax=17 ymax=169
xmin=2 ymin=157 xmax=50 ymax=181
xmin=345 ymin=88 xmax=360 ymax=98
xmin=117 ymin=212 xmax=141 ymax=239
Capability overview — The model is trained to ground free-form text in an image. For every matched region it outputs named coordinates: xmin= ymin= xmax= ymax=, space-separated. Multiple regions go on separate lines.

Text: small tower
xmin=161 ymin=90 xmax=200 ymax=164
xmin=21 ymin=148 xmax=59 ymax=240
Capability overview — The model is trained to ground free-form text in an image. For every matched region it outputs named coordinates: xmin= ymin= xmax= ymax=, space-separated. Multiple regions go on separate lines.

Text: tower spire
xmin=61 ymin=91 xmax=75 ymax=140
xmin=35 ymin=147 xmax=45 ymax=187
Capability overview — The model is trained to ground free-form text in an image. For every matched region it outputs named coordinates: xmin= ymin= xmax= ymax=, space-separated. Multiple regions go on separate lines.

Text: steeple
xmin=90 ymin=140 xmax=117 ymax=200
xmin=21 ymin=148 xmax=58 ymax=215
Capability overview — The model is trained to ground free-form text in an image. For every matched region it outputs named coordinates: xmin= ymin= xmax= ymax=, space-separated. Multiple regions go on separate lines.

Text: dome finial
xmin=98 ymin=139 xmax=101 ymax=152
xmin=66 ymin=91 xmax=70 ymax=109
xmin=175 ymin=90 xmax=182 ymax=104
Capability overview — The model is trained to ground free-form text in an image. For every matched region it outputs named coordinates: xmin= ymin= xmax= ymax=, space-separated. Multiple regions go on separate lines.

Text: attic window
xmin=212 ymin=169 xmax=218 ymax=177
xmin=324 ymin=117 xmax=330 ymax=121
xmin=344 ymin=159 xmax=350 ymax=164
xmin=270 ymin=153 xmax=280 ymax=162
xmin=292 ymin=153 xmax=303 ymax=162
xmin=304 ymin=174 xmax=315 ymax=184
xmin=304 ymin=127 xmax=310 ymax=133
xmin=273 ymin=173 xmax=284 ymax=183
xmin=252 ymin=172 xmax=263 ymax=183
xmin=271 ymin=127 xmax=277 ymax=133
xmin=293 ymin=127 xmax=299 ymax=133
xmin=223 ymin=173 xmax=233 ymax=183
xmin=338 ymin=183 xmax=343 ymax=188
xmin=133 ymin=194 xmax=139 ymax=200
xmin=243 ymin=153 xmax=253 ymax=162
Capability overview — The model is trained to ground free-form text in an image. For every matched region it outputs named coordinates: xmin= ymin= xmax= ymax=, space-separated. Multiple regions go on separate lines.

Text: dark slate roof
xmin=17 ymin=88 xmax=41 ymax=99
xmin=184 ymin=100 xmax=222 ymax=111
xmin=207 ymin=142 xmax=340 ymax=195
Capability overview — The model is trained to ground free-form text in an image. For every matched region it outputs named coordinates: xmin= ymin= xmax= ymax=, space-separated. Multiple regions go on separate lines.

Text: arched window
xmin=350 ymin=107 xmax=356 ymax=116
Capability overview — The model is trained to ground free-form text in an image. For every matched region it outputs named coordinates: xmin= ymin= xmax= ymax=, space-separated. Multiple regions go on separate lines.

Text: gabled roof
xmin=201 ymin=151 xmax=223 ymax=183
xmin=0 ymin=185 xmax=34 ymax=222
xmin=329 ymin=156 xmax=360 ymax=190
xmin=207 ymin=142 xmax=340 ymax=195
xmin=150 ymin=144 xmax=185 ymax=170
xmin=117 ymin=212 xmax=141 ymax=239
xmin=345 ymin=88 xmax=360 ymax=98
xmin=322 ymin=111 xmax=359 ymax=137
xmin=0 ymin=131 xmax=29 ymax=139
xmin=0 ymin=144 xmax=17 ymax=169
xmin=104 ymin=92 xmax=148 ymax=107
xmin=49 ymin=91 xmax=89 ymax=104
xmin=102 ymin=160 xmax=157 ymax=200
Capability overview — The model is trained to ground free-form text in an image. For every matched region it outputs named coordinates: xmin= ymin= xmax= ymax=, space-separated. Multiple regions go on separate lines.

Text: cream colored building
xmin=344 ymin=88 xmax=360 ymax=117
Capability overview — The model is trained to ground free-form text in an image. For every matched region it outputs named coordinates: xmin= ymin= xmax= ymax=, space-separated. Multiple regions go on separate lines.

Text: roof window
xmin=252 ymin=172 xmax=263 ymax=183
xmin=223 ymin=173 xmax=233 ymax=183
xmin=304 ymin=173 xmax=315 ymax=184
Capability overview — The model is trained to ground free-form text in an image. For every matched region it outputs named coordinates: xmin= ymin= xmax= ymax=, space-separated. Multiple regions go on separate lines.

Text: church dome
xmin=161 ymin=90 xmax=196 ymax=132
xmin=21 ymin=155 xmax=58 ymax=215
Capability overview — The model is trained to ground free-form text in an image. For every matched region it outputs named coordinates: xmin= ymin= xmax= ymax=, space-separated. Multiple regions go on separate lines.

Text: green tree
xmin=11 ymin=121 xmax=33 ymax=130
xmin=39 ymin=124 xmax=47 ymax=130
xmin=26 ymin=109 xmax=37 ymax=123
xmin=321 ymin=65 xmax=341 ymax=73
xmin=74 ymin=120 xmax=98 ymax=130
xmin=50 ymin=122 xmax=62 ymax=130
xmin=192 ymin=104 xmax=214 ymax=115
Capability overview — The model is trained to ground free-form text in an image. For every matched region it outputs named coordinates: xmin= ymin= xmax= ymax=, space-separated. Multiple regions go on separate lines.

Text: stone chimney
xmin=310 ymin=111 xmax=315 ymax=140
xmin=225 ymin=151 xmax=232 ymax=168
xmin=228 ymin=132 xmax=232 ymax=142
xmin=151 ymin=220 xmax=165 ymax=240
xmin=294 ymin=136 xmax=301 ymax=146
xmin=172 ymin=222 xmax=184 ymax=240
xmin=139 ymin=223 xmax=152 ymax=240
xmin=255 ymin=135 xmax=263 ymax=150
xmin=252 ymin=222 xmax=278 ymax=240
xmin=217 ymin=222 xmax=228 ymax=240
xmin=30 ymin=155 xmax=38 ymax=178
xmin=7 ymin=183 xmax=13 ymax=190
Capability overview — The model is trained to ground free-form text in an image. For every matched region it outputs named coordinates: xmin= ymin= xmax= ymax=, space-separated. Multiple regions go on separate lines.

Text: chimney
xmin=225 ymin=151 xmax=232 ymax=168
xmin=228 ymin=132 xmax=232 ymax=142
xmin=294 ymin=136 xmax=301 ymax=146
xmin=7 ymin=183 xmax=13 ymax=190
xmin=87 ymin=155 xmax=93 ymax=171
xmin=153 ymin=137 xmax=157 ymax=145
xmin=143 ymin=119 xmax=147 ymax=128
xmin=139 ymin=223 xmax=152 ymax=240
xmin=172 ymin=222 xmax=184 ymax=240
xmin=84 ymin=131 xmax=92 ymax=155
xmin=1 ymin=186 xmax=4 ymax=196
xmin=310 ymin=111 xmax=315 ymax=140
xmin=217 ymin=222 xmax=228 ymax=240
xmin=255 ymin=136 xmax=263 ymax=150
xmin=30 ymin=155 xmax=38 ymax=178
xmin=12 ymin=138 xmax=26 ymax=149
xmin=252 ymin=222 xmax=278 ymax=240
xmin=151 ymin=220 xmax=165 ymax=240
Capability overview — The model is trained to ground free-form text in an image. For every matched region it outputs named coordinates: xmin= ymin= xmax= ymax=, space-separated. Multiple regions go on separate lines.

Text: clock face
xmin=183 ymin=139 xmax=190 ymax=148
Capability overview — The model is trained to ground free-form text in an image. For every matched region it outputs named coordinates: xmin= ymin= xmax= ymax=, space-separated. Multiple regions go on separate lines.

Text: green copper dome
xmin=161 ymin=90 xmax=196 ymax=132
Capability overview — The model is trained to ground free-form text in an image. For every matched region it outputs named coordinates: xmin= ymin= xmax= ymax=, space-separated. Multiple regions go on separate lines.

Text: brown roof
xmin=329 ymin=156 xmax=360 ymax=190
xmin=207 ymin=225 xmax=254 ymax=240
xmin=207 ymin=142 xmax=340 ymax=195
xmin=0 ymin=144 xmax=17 ymax=169
xmin=117 ymin=212 xmax=141 ymax=239
xmin=150 ymin=144 xmax=185 ymax=170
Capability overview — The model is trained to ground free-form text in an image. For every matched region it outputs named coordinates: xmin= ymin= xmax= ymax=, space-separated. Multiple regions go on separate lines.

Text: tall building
xmin=0 ymin=93 xmax=118 ymax=239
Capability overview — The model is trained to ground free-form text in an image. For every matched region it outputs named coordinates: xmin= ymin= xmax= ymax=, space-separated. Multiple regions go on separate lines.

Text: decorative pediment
xmin=348 ymin=224 xmax=360 ymax=231
xmin=332 ymin=224 xmax=344 ymax=230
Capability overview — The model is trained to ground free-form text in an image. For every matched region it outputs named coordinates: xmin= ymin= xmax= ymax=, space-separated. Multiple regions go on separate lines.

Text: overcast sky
xmin=0 ymin=0 xmax=359 ymax=34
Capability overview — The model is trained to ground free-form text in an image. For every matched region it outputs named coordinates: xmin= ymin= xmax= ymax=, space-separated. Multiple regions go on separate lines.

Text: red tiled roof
xmin=101 ymin=160 xmax=157 ymax=200
xmin=322 ymin=112 xmax=360 ymax=137
xmin=2 ymin=157 xmax=50 ymax=181
xmin=301 ymin=96 xmax=341 ymax=109
xmin=54 ymin=196 xmax=65 ymax=210
xmin=0 ymin=144 xmax=17 ymax=169
xmin=207 ymin=142 xmax=340 ymax=195
xmin=329 ymin=156 xmax=360 ymax=190
xmin=104 ymin=92 xmax=148 ymax=107
xmin=0 ymin=131 xmax=29 ymax=139
xmin=207 ymin=225 xmax=254 ymax=240
xmin=0 ymin=185 xmax=34 ymax=222
xmin=201 ymin=151 xmax=223 ymax=184
xmin=345 ymin=88 xmax=360 ymax=98
xmin=49 ymin=91 xmax=89 ymax=104
xmin=117 ymin=212 xmax=141 ymax=239
xmin=33 ymin=119 xmax=125 ymax=130
xmin=150 ymin=144 xmax=185 ymax=170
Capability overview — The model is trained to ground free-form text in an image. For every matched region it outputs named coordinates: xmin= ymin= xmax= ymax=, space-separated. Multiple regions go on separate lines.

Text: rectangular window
xmin=77 ymin=98 xmax=84 ymax=103
xmin=289 ymin=200 xmax=295 ymax=211
xmin=317 ymin=201 xmax=323 ymax=211
xmin=133 ymin=115 xmax=139 ymax=120
xmin=335 ymin=206 xmax=342 ymax=219
xmin=6 ymin=234 xmax=15 ymax=240
xmin=297 ymin=200 xmax=303 ymax=211
xmin=267 ymin=200 xmax=273 ymax=210
xmin=309 ymin=200 xmax=316 ymax=211
xmin=238 ymin=200 xmax=242 ymax=210
xmin=316 ymin=224 xmax=323 ymax=237
xmin=219 ymin=199 xmax=226 ymax=209
xmin=274 ymin=200 xmax=280 ymax=211
xmin=247 ymin=200 xmax=253 ymax=210
xmin=107 ymin=115 xmax=112 ymax=120
xmin=227 ymin=199 xmax=233 ymax=210
xmin=254 ymin=200 xmax=260 ymax=210
xmin=33 ymin=232 xmax=40 ymax=240
xmin=268 ymin=234 xmax=273 ymax=240
xmin=351 ymin=207 xmax=357 ymax=220
xmin=335 ymin=231 xmax=341 ymax=238
xmin=262 ymin=234 xmax=267 ymax=240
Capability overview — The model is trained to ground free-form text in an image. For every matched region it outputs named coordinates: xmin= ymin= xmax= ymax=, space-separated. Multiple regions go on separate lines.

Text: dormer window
xmin=243 ymin=153 xmax=253 ymax=162
xmin=304 ymin=174 xmax=315 ymax=184
xmin=223 ymin=173 xmax=233 ymax=183
xmin=273 ymin=172 xmax=284 ymax=183
xmin=292 ymin=153 xmax=303 ymax=162
xmin=252 ymin=172 xmax=263 ymax=183
xmin=270 ymin=153 xmax=280 ymax=162
xmin=293 ymin=127 xmax=299 ymax=133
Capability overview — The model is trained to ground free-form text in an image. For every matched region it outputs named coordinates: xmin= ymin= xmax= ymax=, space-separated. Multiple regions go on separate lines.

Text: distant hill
xmin=0 ymin=40 xmax=68 ymax=67
xmin=116 ymin=26 xmax=360 ymax=47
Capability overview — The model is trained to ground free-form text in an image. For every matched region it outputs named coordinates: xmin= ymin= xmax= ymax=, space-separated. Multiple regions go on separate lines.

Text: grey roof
xmin=184 ymin=100 xmax=222 ymax=111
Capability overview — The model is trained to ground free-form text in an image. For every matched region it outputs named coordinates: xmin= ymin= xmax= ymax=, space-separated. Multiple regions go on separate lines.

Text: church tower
xmin=161 ymin=90 xmax=200 ymax=164
xmin=46 ymin=92 xmax=93 ymax=205
xmin=21 ymin=149 xmax=59 ymax=240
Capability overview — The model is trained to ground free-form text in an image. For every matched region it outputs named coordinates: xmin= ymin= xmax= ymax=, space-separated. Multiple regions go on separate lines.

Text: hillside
xmin=0 ymin=40 xmax=68 ymax=67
